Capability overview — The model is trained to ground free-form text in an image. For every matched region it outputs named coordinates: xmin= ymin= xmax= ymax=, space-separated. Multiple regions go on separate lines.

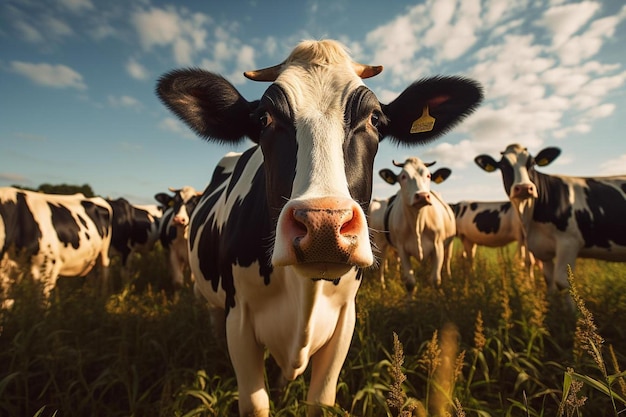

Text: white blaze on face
xmin=279 ymin=65 xmax=364 ymax=201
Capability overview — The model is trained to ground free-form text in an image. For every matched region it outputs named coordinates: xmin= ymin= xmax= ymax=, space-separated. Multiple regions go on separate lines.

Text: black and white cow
xmin=369 ymin=158 xmax=456 ymax=293
xmin=450 ymin=200 xmax=537 ymax=276
xmin=0 ymin=187 xmax=112 ymax=297
xmin=156 ymin=39 xmax=482 ymax=416
xmin=106 ymin=198 xmax=162 ymax=267
xmin=475 ymin=143 xmax=626 ymax=294
xmin=154 ymin=186 xmax=201 ymax=288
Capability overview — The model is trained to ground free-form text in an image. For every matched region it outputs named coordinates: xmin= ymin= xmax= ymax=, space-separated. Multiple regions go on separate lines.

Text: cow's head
xmin=380 ymin=158 xmax=451 ymax=208
xmin=155 ymin=186 xmax=202 ymax=229
xmin=475 ymin=143 xmax=561 ymax=201
xmin=157 ymin=40 xmax=482 ymax=278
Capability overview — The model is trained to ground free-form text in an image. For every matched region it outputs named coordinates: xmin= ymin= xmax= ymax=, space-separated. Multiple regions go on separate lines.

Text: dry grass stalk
xmin=431 ymin=323 xmax=460 ymax=417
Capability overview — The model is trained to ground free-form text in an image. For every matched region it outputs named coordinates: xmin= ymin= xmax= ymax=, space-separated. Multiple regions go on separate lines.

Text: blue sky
xmin=1 ymin=0 xmax=625 ymax=205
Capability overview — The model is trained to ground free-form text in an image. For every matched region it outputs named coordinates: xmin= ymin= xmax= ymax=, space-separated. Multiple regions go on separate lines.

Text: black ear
xmin=431 ymin=168 xmax=451 ymax=184
xmin=154 ymin=193 xmax=172 ymax=207
xmin=156 ymin=69 xmax=261 ymax=143
xmin=380 ymin=76 xmax=483 ymax=146
xmin=534 ymin=147 xmax=561 ymax=167
xmin=379 ymin=169 xmax=398 ymax=185
xmin=474 ymin=155 xmax=499 ymax=173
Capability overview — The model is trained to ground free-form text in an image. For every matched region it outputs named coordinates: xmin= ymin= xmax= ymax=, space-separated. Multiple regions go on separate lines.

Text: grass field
xmin=1 ymin=242 xmax=625 ymax=417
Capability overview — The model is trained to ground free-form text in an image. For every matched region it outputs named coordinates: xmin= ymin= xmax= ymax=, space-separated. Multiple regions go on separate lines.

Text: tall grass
xmin=1 ymin=242 xmax=625 ymax=416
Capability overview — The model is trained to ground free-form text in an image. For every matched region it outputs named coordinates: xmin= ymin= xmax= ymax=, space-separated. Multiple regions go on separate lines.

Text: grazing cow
xmin=0 ymin=187 xmax=112 ymax=297
xmin=156 ymin=39 xmax=482 ymax=416
xmin=369 ymin=158 xmax=456 ymax=293
xmin=450 ymin=200 xmax=537 ymax=276
xmin=106 ymin=198 xmax=162 ymax=267
xmin=475 ymin=143 xmax=626 ymax=295
xmin=154 ymin=186 xmax=201 ymax=288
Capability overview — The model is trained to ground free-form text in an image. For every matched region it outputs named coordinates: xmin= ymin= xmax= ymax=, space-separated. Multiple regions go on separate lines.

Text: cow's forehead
xmin=403 ymin=158 xmax=430 ymax=176
xmin=274 ymin=64 xmax=364 ymax=115
xmin=502 ymin=144 xmax=530 ymax=167
xmin=178 ymin=186 xmax=197 ymax=202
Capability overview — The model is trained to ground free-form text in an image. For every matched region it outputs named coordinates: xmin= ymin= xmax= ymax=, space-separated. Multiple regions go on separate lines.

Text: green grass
xmin=1 ymin=242 xmax=625 ymax=416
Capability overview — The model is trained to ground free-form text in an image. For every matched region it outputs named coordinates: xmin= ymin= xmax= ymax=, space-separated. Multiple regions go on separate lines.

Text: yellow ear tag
xmin=410 ymin=105 xmax=436 ymax=134
xmin=537 ymin=158 xmax=549 ymax=166
xmin=485 ymin=164 xmax=496 ymax=172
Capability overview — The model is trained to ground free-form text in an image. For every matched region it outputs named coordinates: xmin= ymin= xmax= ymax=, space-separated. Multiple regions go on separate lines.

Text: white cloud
xmin=599 ymin=154 xmax=626 ymax=175
xmin=538 ymin=1 xmax=600 ymax=48
xmin=108 ymin=95 xmax=142 ymax=110
xmin=10 ymin=61 xmax=86 ymax=90
xmin=132 ymin=6 xmax=210 ymax=66
xmin=43 ymin=16 xmax=73 ymax=38
xmin=126 ymin=58 xmax=149 ymax=80
xmin=158 ymin=117 xmax=196 ymax=139
xmin=58 ymin=0 xmax=94 ymax=13
xmin=14 ymin=20 xmax=44 ymax=43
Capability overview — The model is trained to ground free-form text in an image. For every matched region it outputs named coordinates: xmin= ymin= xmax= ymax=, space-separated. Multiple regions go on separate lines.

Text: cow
xmin=106 ymin=198 xmax=162 ymax=267
xmin=156 ymin=39 xmax=482 ymax=416
xmin=474 ymin=143 xmax=626 ymax=298
xmin=369 ymin=158 xmax=456 ymax=293
xmin=0 ymin=187 xmax=112 ymax=299
xmin=154 ymin=186 xmax=201 ymax=288
xmin=450 ymin=200 xmax=537 ymax=277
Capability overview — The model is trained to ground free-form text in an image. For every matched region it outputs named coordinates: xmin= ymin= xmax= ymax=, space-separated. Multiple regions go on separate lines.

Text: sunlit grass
xmin=1 ymin=240 xmax=625 ymax=416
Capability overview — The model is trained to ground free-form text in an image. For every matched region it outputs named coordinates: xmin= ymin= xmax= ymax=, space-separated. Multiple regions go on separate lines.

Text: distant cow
xmin=106 ymin=198 xmax=162 ymax=267
xmin=154 ymin=186 xmax=201 ymax=288
xmin=450 ymin=200 xmax=537 ymax=276
xmin=475 ymin=143 xmax=626 ymax=295
xmin=156 ymin=39 xmax=482 ymax=416
xmin=0 ymin=187 xmax=112 ymax=297
xmin=369 ymin=158 xmax=456 ymax=293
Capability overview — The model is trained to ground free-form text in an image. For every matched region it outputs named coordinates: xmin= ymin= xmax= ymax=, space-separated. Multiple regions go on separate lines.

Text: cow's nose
xmin=412 ymin=192 xmax=431 ymax=207
xmin=272 ymin=197 xmax=373 ymax=270
xmin=512 ymin=184 xmax=536 ymax=199
xmin=173 ymin=215 xmax=187 ymax=226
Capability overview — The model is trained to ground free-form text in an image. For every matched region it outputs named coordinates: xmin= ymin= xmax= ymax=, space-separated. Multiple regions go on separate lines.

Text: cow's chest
xmin=230 ymin=265 xmax=360 ymax=379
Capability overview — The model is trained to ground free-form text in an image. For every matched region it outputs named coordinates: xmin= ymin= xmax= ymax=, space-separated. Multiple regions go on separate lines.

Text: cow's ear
xmin=379 ymin=169 xmax=397 ymax=185
xmin=154 ymin=193 xmax=172 ymax=207
xmin=379 ymin=76 xmax=483 ymax=145
xmin=431 ymin=168 xmax=451 ymax=184
xmin=474 ymin=155 xmax=499 ymax=172
xmin=534 ymin=147 xmax=561 ymax=167
xmin=156 ymin=69 xmax=260 ymax=143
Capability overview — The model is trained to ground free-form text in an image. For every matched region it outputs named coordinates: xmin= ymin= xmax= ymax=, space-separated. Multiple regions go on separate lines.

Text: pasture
xmin=1 ymin=242 xmax=625 ymax=417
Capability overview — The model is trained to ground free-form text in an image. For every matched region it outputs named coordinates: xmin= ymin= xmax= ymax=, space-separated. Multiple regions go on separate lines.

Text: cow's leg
xmin=430 ymin=239 xmax=444 ymax=287
xmin=398 ymin=251 xmax=415 ymax=295
xmin=542 ymin=259 xmax=555 ymax=291
xmin=169 ymin=250 xmax=184 ymax=288
xmin=443 ymin=238 xmax=453 ymax=278
xmin=308 ymin=303 xmax=356 ymax=416
xmin=227 ymin=310 xmax=269 ymax=417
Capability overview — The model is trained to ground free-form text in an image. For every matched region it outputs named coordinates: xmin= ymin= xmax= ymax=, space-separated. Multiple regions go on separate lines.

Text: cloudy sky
xmin=1 ymin=0 xmax=625 ymax=205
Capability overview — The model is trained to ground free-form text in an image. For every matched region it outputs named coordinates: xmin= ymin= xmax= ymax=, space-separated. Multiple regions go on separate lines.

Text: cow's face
xmin=157 ymin=39 xmax=482 ymax=279
xmin=157 ymin=186 xmax=201 ymax=229
xmin=475 ymin=143 xmax=561 ymax=201
xmin=380 ymin=158 xmax=451 ymax=209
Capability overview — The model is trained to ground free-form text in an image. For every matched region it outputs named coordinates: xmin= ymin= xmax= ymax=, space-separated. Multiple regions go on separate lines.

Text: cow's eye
xmin=259 ymin=112 xmax=272 ymax=128
xmin=370 ymin=112 xmax=380 ymax=128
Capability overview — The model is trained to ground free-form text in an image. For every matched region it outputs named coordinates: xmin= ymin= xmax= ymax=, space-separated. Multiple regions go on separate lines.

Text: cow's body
xmin=157 ymin=39 xmax=482 ymax=416
xmin=107 ymin=198 xmax=162 ymax=266
xmin=475 ymin=144 xmax=626 ymax=293
xmin=369 ymin=158 xmax=456 ymax=293
xmin=451 ymin=200 xmax=536 ymax=276
xmin=155 ymin=187 xmax=201 ymax=288
xmin=0 ymin=187 xmax=112 ymax=297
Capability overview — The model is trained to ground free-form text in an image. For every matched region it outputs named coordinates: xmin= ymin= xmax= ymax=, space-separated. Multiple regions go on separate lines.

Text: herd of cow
xmin=2 ymin=40 xmax=625 ymax=417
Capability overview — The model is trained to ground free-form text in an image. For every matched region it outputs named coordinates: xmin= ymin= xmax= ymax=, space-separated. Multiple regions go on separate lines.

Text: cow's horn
xmin=424 ymin=161 xmax=437 ymax=167
xmin=353 ymin=63 xmax=383 ymax=79
xmin=392 ymin=160 xmax=405 ymax=168
xmin=244 ymin=63 xmax=283 ymax=82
